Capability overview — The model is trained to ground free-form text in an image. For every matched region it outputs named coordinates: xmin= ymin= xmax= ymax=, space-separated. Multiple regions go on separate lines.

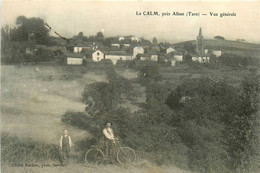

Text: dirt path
xmin=1 ymin=163 xmax=193 ymax=173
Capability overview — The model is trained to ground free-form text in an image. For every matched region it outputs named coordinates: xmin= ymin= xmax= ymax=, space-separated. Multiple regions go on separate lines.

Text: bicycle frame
xmin=85 ymin=139 xmax=136 ymax=166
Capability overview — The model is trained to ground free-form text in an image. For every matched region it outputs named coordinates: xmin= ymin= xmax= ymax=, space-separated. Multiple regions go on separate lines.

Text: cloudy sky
xmin=1 ymin=0 xmax=260 ymax=43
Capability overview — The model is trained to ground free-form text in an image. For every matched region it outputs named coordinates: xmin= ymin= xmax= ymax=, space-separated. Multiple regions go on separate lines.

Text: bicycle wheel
xmin=85 ymin=148 xmax=105 ymax=166
xmin=117 ymin=147 xmax=136 ymax=165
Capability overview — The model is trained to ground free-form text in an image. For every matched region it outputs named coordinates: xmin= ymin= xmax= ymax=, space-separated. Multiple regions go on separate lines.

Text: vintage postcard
xmin=1 ymin=1 xmax=260 ymax=173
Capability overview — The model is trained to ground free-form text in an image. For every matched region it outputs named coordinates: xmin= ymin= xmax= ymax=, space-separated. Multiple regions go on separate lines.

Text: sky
xmin=1 ymin=0 xmax=260 ymax=43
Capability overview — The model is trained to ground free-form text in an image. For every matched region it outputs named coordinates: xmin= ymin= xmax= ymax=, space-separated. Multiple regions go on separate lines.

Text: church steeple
xmin=198 ymin=27 xmax=202 ymax=37
xmin=196 ymin=27 xmax=204 ymax=55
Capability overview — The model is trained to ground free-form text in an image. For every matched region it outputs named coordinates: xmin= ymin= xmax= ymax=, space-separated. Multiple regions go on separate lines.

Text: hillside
xmin=173 ymin=39 xmax=260 ymax=57
xmin=2 ymin=63 xmax=259 ymax=173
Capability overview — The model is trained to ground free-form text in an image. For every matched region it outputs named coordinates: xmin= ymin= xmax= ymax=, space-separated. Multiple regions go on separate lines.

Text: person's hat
xmin=104 ymin=121 xmax=113 ymax=126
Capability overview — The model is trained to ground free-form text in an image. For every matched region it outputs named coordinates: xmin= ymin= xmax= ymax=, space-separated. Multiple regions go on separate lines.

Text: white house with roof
xmin=151 ymin=54 xmax=158 ymax=62
xmin=133 ymin=46 xmax=145 ymax=59
xmin=119 ymin=37 xmax=125 ymax=41
xmin=131 ymin=36 xmax=140 ymax=42
xmin=123 ymin=43 xmax=130 ymax=47
xmin=191 ymin=54 xmax=210 ymax=63
xmin=65 ymin=52 xmax=84 ymax=65
xmin=92 ymin=50 xmax=104 ymax=62
xmin=105 ymin=51 xmax=132 ymax=65
xmin=74 ymin=47 xmax=83 ymax=53
xmin=212 ymin=50 xmax=222 ymax=57
xmin=173 ymin=52 xmax=184 ymax=61
xmin=111 ymin=43 xmax=120 ymax=48
xmin=147 ymin=50 xmax=158 ymax=62
xmin=166 ymin=47 xmax=176 ymax=54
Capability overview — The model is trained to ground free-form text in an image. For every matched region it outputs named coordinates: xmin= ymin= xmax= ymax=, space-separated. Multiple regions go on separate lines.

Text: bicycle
xmin=85 ymin=139 xmax=136 ymax=166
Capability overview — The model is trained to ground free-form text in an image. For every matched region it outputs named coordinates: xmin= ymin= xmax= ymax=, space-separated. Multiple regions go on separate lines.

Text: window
xmin=97 ymin=52 xmax=100 ymax=55
xmin=97 ymin=57 xmax=99 ymax=61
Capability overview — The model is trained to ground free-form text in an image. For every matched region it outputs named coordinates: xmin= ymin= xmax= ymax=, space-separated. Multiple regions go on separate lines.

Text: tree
xmin=82 ymin=69 xmax=134 ymax=114
xmin=12 ymin=16 xmax=50 ymax=44
xmin=214 ymin=36 xmax=225 ymax=40
xmin=166 ymin=77 xmax=241 ymax=172
xmin=152 ymin=37 xmax=158 ymax=45
xmin=95 ymin=32 xmax=104 ymax=42
xmin=104 ymin=37 xmax=113 ymax=47
xmin=78 ymin=32 xmax=83 ymax=38
xmin=227 ymin=70 xmax=260 ymax=172
xmin=1 ymin=25 xmax=11 ymax=41
xmin=183 ymin=42 xmax=195 ymax=53
xmin=73 ymin=31 xmax=87 ymax=41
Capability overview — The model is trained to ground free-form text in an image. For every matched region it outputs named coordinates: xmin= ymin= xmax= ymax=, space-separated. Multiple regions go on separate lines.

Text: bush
xmin=166 ymin=75 xmax=260 ymax=172
xmin=82 ymin=68 xmax=134 ymax=114
xmin=1 ymin=133 xmax=61 ymax=164
xmin=227 ymin=70 xmax=260 ymax=172
xmin=219 ymin=53 xmax=259 ymax=67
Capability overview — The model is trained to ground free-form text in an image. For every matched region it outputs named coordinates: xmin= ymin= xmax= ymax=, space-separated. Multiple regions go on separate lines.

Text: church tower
xmin=196 ymin=27 xmax=204 ymax=54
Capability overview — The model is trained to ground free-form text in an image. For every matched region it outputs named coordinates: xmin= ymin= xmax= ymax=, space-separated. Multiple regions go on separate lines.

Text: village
xmin=24 ymin=28 xmax=222 ymax=66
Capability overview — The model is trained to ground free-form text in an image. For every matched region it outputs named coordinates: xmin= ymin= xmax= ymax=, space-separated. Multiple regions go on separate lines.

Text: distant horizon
xmin=2 ymin=1 xmax=260 ymax=44
xmin=48 ymin=33 xmax=260 ymax=45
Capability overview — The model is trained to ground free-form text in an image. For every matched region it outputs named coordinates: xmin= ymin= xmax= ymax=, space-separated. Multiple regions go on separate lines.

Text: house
xmin=92 ymin=50 xmax=105 ymax=62
xmin=104 ymin=51 xmax=133 ymax=65
xmin=74 ymin=46 xmax=83 ymax=53
xmin=65 ymin=52 xmax=84 ymax=65
xmin=123 ymin=44 xmax=130 ymax=47
xmin=119 ymin=37 xmax=125 ymax=41
xmin=165 ymin=53 xmax=177 ymax=66
xmin=173 ymin=52 xmax=184 ymax=61
xmin=212 ymin=50 xmax=222 ymax=57
xmin=191 ymin=54 xmax=210 ymax=63
xmin=166 ymin=47 xmax=176 ymax=54
xmin=151 ymin=54 xmax=158 ymax=62
xmin=147 ymin=50 xmax=158 ymax=62
xmin=191 ymin=54 xmax=199 ymax=62
xmin=74 ymin=46 xmax=92 ymax=53
xmin=111 ymin=43 xmax=120 ymax=48
xmin=111 ymin=40 xmax=121 ymax=48
xmin=131 ymin=36 xmax=140 ymax=42
xmin=133 ymin=46 xmax=145 ymax=58
xmin=136 ymin=53 xmax=151 ymax=61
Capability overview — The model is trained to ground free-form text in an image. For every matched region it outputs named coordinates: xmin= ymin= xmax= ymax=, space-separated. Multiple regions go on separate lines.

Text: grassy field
xmin=1 ymin=65 xmax=109 ymax=144
xmin=173 ymin=39 xmax=260 ymax=58
xmin=1 ymin=164 xmax=194 ymax=173
xmin=1 ymin=64 xmax=147 ymax=141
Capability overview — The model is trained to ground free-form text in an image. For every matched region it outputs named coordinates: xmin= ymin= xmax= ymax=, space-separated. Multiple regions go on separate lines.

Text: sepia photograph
xmin=1 ymin=0 xmax=260 ymax=173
